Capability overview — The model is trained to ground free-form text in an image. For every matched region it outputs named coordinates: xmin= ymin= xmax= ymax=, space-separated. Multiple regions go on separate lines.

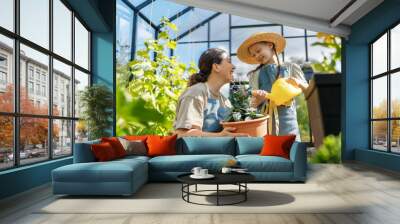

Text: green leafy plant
xmin=310 ymin=133 xmax=341 ymax=163
xmin=116 ymin=17 xmax=197 ymax=136
xmin=311 ymin=32 xmax=341 ymax=73
xmin=225 ymin=83 xmax=264 ymax=122
xmin=79 ymin=84 xmax=113 ymax=140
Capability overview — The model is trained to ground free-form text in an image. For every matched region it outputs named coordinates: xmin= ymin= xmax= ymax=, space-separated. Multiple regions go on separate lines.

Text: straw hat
xmin=237 ymin=32 xmax=286 ymax=64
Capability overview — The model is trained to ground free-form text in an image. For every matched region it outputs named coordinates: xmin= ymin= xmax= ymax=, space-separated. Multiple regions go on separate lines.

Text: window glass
xmin=372 ymin=121 xmax=388 ymax=151
xmin=20 ymin=117 xmax=49 ymax=165
xmin=179 ymin=25 xmax=208 ymax=42
xmin=372 ymin=76 xmax=387 ymax=119
xmin=372 ymin=33 xmax=387 ymax=76
xmin=210 ymin=14 xmax=229 ymax=41
xmin=117 ymin=0 xmax=134 ymax=65
xmin=135 ymin=16 xmax=155 ymax=58
xmin=391 ymin=72 xmax=400 ymax=118
xmin=53 ymin=119 xmax=72 ymax=157
xmin=284 ymin=26 xmax=305 ymax=37
xmin=0 ymin=35 xmax=14 ymax=113
xmin=284 ymin=37 xmax=306 ymax=63
xmin=53 ymin=0 xmax=72 ymax=60
xmin=74 ymin=18 xmax=89 ymax=70
xmin=0 ymin=116 xmax=13 ymax=170
xmin=391 ymin=24 xmax=400 ymax=70
xmin=20 ymin=44 xmax=49 ymax=115
xmin=53 ymin=59 xmax=72 ymax=117
xmin=20 ymin=0 xmax=49 ymax=49
xmin=74 ymin=69 xmax=89 ymax=118
xmin=391 ymin=120 xmax=400 ymax=153
xmin=141 ymin=0 xmax=186 ymax=26
xmin=0 ymin=0 xmax=14 ymax=31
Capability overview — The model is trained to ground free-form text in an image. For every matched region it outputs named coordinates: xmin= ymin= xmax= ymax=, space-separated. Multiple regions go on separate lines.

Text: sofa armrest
xmin=289 ymin=142 xmax=307 ymax=182
xmin=73 ymin=140 xmax=100 ymax=163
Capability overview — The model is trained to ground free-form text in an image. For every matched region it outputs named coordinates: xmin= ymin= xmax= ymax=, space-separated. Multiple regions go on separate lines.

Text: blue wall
xmin=344 ymin=0 xmax=400 ymax=170
xmin=0 ymin=0 xmax=115 ymax=200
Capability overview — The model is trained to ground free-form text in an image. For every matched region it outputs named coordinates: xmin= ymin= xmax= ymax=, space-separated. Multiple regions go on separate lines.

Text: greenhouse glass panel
xmin=283 ymin=26 xmax=305 ymax=37
xmin=117 ymin=0 xmax=134 ymax=64
xmin=210 ymin=14 xmax=229 ymax=41
xmin=135 ymin=16 xmax=155 ymax=58
xmin=174 ymin=8 xmax=215 ymax=37
xmin=128 ymin=0 xmax=148 ymax=7
xmin=141 ymin=0 xmax=186 ymax=26
xmin=175 ymin=43 xmax=208 ymax=72
xmin=284 ymin=37 xmax=306 ymax=63
xmin=210 ymin=42 xmax=229 ymax=54
xmin=307 ymin=36 xmax=335 ymax=63
xmin=179 ymin=25 xmax=208 ymax=42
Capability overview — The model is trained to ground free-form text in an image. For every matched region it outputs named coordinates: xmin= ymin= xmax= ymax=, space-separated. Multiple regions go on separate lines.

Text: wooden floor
xmin=1 ymin=162 xmax=400 ymax=224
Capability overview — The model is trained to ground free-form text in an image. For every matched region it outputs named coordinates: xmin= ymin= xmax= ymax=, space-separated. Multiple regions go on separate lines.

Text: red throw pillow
xmin=91 ymin=142 xmax=117 ymax=161
xmin=260 ymin=135 xmax=296 ymax=159
xmin=101 ymin=137 xmax=126 ymax=158
xmin=146 ymin=135 xmax=177 ymax=157
xmin=124 ymin=135 xmax=148 ymax=142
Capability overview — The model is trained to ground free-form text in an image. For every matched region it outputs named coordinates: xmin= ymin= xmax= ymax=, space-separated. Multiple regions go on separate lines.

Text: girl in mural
xmin=237 ymin=32 xmax=309 ymax=141
xmin=174 ymin=48 xmax=248 ymax=137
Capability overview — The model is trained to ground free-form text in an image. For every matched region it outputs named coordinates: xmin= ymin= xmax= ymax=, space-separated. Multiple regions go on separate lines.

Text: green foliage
xmin=311 ymin=33 xmax=341 ymax=73
xmin=116 ymin=17 xmax=197 ymax=136
xmin=225 ymin=83 xmax=264 ymax=122
xmin=296 ymin=94 xmax=310 ymax=142
xmin=79 ymin=84 xmax=113 ymax=140
xmin=310 ymin=133 xmax=341 ymax=164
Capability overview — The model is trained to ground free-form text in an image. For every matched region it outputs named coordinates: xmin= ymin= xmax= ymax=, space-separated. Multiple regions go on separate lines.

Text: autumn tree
xmin=0 ymin=84 xmax=59 ymax=151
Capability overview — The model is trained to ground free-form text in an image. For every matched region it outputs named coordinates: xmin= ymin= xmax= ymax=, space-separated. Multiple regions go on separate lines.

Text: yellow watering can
xmin=266 ymin=78 xmax=302 ymax=106
xmin=253 ymin=78 xmax=302 ymax=135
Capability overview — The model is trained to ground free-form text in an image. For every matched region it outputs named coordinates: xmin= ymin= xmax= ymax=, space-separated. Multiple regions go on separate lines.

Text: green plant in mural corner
xmin=310 ymin=133 xmax=342 ymax=164
xmin=311 ymin=32 xmax=341 ymax=73
xmin=79 ymin=84 xmax=113 ymax=140
xmin=117 ymin=17 xmax=197 ymax=136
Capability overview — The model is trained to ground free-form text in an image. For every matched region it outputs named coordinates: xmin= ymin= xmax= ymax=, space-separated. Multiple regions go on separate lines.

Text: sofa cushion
xmin=260 ymin=135 xmax=296 ymax=159
xmin=236 ymin=155 xmax=293 ymax=172
xmin=101 ymin=137 xmax=127 ymax=158
xmin=73 ymin=139 xmax=100 ymax=163
xmin=118 ymin=138 xmax=147 ymax=156
xmin=235 ymin=137 xmax=263 ymax=155
xmin=149 ymin=154 xmax=235 ymax=172
xmin=53 ymin=158 xmax=147 ymax=183
xmin=147 ymin=135 xmax=177 ymax=157
xmin=91 ymin=142 xmax=118 ymax=161
xmin=176 ymin=137 xmax=235 ymax=155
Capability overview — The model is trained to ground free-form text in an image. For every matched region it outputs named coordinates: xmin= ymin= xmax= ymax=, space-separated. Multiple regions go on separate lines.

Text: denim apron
xmin=258 ymin=64 xmax=301 ymax=141
xmin=202 ymin=90 xmax=230 ymax=132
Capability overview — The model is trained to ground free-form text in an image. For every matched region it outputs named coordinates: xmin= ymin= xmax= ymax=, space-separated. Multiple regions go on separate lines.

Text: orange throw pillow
xmin=260 ymin=135 xmax=296 ymax=159
xmin=124 ymin=135 xmax=148 ymax=142
xmin=101 ymin=137 xmax=127 ymax=158
xmin=91 ymin=142 xmax=117 ymax=162
xmin=146 ymin=135 xmax=177 ymax=157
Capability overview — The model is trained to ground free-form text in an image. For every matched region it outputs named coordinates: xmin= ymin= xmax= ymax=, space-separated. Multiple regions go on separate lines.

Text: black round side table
xmin=177 ymin=173 xmax=255 ymax=206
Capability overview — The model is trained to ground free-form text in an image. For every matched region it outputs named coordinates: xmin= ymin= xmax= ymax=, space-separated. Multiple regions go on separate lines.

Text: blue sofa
xmin=52 ymin=137 xmax=307 ymax=196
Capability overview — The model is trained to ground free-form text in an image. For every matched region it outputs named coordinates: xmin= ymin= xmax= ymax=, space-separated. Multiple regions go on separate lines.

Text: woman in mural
xmin=237 ymin=32 xmax=308 ymax=141
xmin=174 ymin=48 xmax=248 ymax=137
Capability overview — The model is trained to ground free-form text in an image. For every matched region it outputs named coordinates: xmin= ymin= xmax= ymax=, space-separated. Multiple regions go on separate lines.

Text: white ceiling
xmin=169 ymin=0 xmax=384 ymax=37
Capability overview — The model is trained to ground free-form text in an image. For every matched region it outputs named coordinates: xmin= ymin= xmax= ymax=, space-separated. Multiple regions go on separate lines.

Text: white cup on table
xmin=191 ymin=167 xmax=202 ymax=176
xmin=199 ymin=169 xmax=208 ymax=176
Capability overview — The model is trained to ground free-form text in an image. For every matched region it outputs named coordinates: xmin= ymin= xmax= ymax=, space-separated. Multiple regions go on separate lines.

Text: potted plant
xmin=79 ymin=84 xmax=113 ymax=140
xmin=221 ymin=82 xmax=268 ymax=137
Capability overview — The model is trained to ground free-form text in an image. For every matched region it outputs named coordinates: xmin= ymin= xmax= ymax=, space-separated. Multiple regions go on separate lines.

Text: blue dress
xmin=258 ymin=64 xmax=301 ymax=141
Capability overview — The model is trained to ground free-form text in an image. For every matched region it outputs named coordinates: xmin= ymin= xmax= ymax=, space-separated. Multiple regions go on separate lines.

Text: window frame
xmin=0 ymin=0 xmax=92 ymax=171
xmin=369 ymin=20 xmax=400 ymax=154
